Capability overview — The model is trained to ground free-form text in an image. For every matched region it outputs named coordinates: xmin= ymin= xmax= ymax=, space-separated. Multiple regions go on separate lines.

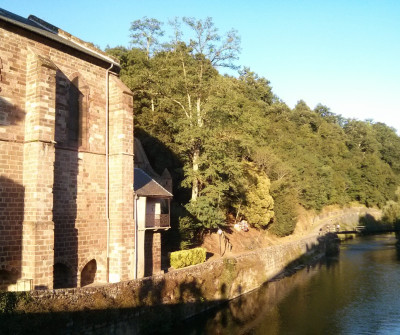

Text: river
xmin=176 ymin=234 xmax=400 ymax=335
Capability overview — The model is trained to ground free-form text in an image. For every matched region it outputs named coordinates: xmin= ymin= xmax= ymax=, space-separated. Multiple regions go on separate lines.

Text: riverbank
xmin=180 ymin=233 xmax=400 ymax=335
xmin=1 ymin=233 xmax=336 ymax=334
xmin=0 ymin=205 xmax=380 ymax=334
xmin=201 ymin=205 xmax=381 ymax=258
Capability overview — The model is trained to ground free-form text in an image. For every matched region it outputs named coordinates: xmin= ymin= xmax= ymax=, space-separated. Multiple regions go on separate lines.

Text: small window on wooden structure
xmin=67 ymin=76 xmax=88 ymax=148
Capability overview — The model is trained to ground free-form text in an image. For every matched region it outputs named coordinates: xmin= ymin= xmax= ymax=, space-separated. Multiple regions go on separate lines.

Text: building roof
xmin=134 ymin=168 xmax=173 ymax=198
xmin=133 ymin=138 xmax=159 ymax=179
xmin=0 ymin=8 xmax=120 ymax=70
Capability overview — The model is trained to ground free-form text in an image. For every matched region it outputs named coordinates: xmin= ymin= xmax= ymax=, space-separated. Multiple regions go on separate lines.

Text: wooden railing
xmin=145 ymin=214 xmax=170 ymax=229
xmin=1 ymin=278 xmax=33 ymax=292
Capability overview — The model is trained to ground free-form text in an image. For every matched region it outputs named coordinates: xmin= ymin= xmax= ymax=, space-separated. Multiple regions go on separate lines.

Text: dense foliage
xmin=106 ymin=17 xmax=400 ymax=245
xmin=169 ymin=247 xmax=207 ymax=269
xmin=382 ymin=187 xmax=400 ymax=227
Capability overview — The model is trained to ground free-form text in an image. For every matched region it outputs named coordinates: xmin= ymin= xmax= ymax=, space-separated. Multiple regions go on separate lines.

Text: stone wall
xmin=0 ymin=233 xmax=331 ymax=334
xmin=311 ymin=206 xmax=382 ymax=230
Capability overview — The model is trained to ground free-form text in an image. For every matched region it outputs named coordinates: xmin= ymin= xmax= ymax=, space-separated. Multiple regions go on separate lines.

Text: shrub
xmin=382 ymin=200 xmax=400 ymax=225
xmin=0 ymin=292 xmax=17 ymax=314
xmin=269 ymin=187 xmax=298 ymax=236
xmin=169 ymin=247 xmax=206 ymax=269
xmin=178 ymin=216 xmax=197 ymax=250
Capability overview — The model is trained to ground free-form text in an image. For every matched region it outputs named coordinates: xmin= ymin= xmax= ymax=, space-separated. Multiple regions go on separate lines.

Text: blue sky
xmin=2 ymin=0 xmax=400 ymax=133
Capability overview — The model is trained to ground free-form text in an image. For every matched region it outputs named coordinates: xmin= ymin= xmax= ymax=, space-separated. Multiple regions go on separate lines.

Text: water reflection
xmin=4 ymin=235 xmax=398 ymax=334
xmin=179 ymin=234 xmax=400 ymax=335
xmin=176 ymin=258 xmax=329 ymax=335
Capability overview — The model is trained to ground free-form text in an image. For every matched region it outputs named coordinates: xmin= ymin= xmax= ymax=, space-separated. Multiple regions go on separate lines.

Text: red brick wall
xmin=21 ymin=49 xmax=57 ymax=289
xmin=144 ymin=231 xmax=162 ymax=277
xmin=0 ymin=19 xmax=134 ymax=289
xmin=107 ymin=75 xmax=134 ymax=282
xmin=0 ymin=22 xmax=27 ymax=285
xmin=152 ymin=232 xmax=161 ymax=274
xmin=0 ymin=144 xmax=24 ymax=281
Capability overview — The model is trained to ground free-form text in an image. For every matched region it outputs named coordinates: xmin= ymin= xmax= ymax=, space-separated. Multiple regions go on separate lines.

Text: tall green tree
xmin=107 ymin=16 xmax=400 ymax=242
xmin=241 ymin=165 xmax=274 ymax=229
xmin=165 ymin=17 xmax=241 ymax=203
xmin=130 ymin=17 xmax=163 ymax=58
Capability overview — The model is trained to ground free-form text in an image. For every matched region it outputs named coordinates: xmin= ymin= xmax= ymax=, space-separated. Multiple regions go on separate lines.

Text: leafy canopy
xmin=107 ymin=16 xmax=400 ymax=244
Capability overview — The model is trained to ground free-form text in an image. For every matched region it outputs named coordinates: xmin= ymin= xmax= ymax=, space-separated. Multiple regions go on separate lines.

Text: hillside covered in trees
xmin=106 ymin=17 xmax=400 ymax=248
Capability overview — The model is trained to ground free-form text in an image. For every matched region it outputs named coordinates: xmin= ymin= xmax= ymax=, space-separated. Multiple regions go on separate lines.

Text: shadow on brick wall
xmin=52 ymin=147 xmax=78 ymax=288
xmin=0 ymin=176 xmax=24 ymax=290
xmin=0 ymin=98 xmax=26 ymax=290
xmin=0 ymin=97 xmax=25 ymax=126
xmin=52 ymin=72 xmax=79 ymax=289
xmin=144 ymin=231 xmax=153 ymax=277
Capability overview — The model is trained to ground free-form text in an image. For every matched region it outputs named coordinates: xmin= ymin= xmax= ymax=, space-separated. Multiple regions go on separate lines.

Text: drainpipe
xmin=134 ymin=194 xmax=139 ymax=279
xmin=105 ymin=63 xmax=113 ymax=283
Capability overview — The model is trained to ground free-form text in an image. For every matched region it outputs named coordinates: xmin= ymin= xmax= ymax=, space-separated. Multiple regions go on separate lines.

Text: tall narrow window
xmin=67 ymin=76 xmax=88 ymax=148
xmin=68 ymin=77 xmax=81 ymax=143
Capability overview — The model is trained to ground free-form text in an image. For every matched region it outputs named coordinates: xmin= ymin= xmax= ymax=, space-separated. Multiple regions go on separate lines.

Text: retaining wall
xmin=311 ymin=206 xmax=381 ymax=228
xmin=1 ymin=234 xmax=332 ymax=334
xmin=1 ymin=206 xmax=381 ymax=334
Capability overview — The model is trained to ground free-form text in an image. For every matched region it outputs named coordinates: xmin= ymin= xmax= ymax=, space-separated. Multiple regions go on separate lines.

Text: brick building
xmin=0 ymin=8 xmax=170 ymax=291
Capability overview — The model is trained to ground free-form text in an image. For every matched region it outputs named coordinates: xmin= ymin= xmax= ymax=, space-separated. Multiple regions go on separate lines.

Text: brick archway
xmin=80 ymin=259 xmax=97 ymax=287
xmin=78 ymin=254 xmax=106 ymax=286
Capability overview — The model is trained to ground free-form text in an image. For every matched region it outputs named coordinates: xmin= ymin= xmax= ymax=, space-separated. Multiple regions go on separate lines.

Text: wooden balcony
xmin=145 ymin=214 xmax=170 ymax=230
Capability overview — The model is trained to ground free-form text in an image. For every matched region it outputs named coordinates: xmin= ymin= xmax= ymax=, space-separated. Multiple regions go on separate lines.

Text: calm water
xmin=179 ymin=234 xmax=400 ymax=335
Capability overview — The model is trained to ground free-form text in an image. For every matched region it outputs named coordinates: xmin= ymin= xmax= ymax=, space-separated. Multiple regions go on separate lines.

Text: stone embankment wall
xmin=3 ymin=206 xmax=379 ymax=332
xmin=37 ymin=234 xmax=325 ymax=305
xmin=1 ymin=234 xmax=333 ymax=334
xmin=311 ymin=206 xmax=381 ymax=230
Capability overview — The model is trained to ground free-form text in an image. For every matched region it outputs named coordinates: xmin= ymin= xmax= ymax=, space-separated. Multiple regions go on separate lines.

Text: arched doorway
xmin=80 ymin=259 xmax=97 ymax=287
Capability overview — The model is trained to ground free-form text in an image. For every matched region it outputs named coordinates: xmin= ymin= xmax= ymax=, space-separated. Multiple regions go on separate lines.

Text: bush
xmin=169 ymin=247 xmax=206 ymax=269
xmin=269 ymin=186 xmax=298 ymax=237
xmin=0 ymin=292 xmax=17 ymax=314
xmin=178 ymin=216 xmax=197 ymax=250
xmin=382 ymin=200 xmax=400 ymax=225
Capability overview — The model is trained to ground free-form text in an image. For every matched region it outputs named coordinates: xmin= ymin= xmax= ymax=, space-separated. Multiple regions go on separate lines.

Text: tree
xmin=344 ymin=120 xmax=380 ymax=153
xmin=180 ymin=17 xmax=241 ymax=69
xmin=250 ymin=146 xmax=298 ymax=235
xmin=130 ymin=17 xmax=163 ymax=58
xmin=382 ymin=187 xmax=400 ymax=226
xmin=314 ymin=103 xmax=344 ymax=125
xmin=141 ymin=17 xmax=241 ymax=206
xmin=241 ymin=165 xmax=274 ymax=229
xmin=238 ymin=67 xmax=273 ymax=105
xmin=122 ymin=17 xmax=242 ymax=229
xmin=372 ymin=122 xmax=400 ymax=175
xmin=107 ymin=16 xmax=400 ymax=243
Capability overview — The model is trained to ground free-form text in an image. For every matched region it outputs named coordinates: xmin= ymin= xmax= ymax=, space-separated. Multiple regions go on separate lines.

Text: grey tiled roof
xmin=134 ymin=168 xmax=173 ymax=198
xmin=0 ymin=8 xmax=119 ymax=69
xmin=0 ymin=8 xmax=42 ymax=29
